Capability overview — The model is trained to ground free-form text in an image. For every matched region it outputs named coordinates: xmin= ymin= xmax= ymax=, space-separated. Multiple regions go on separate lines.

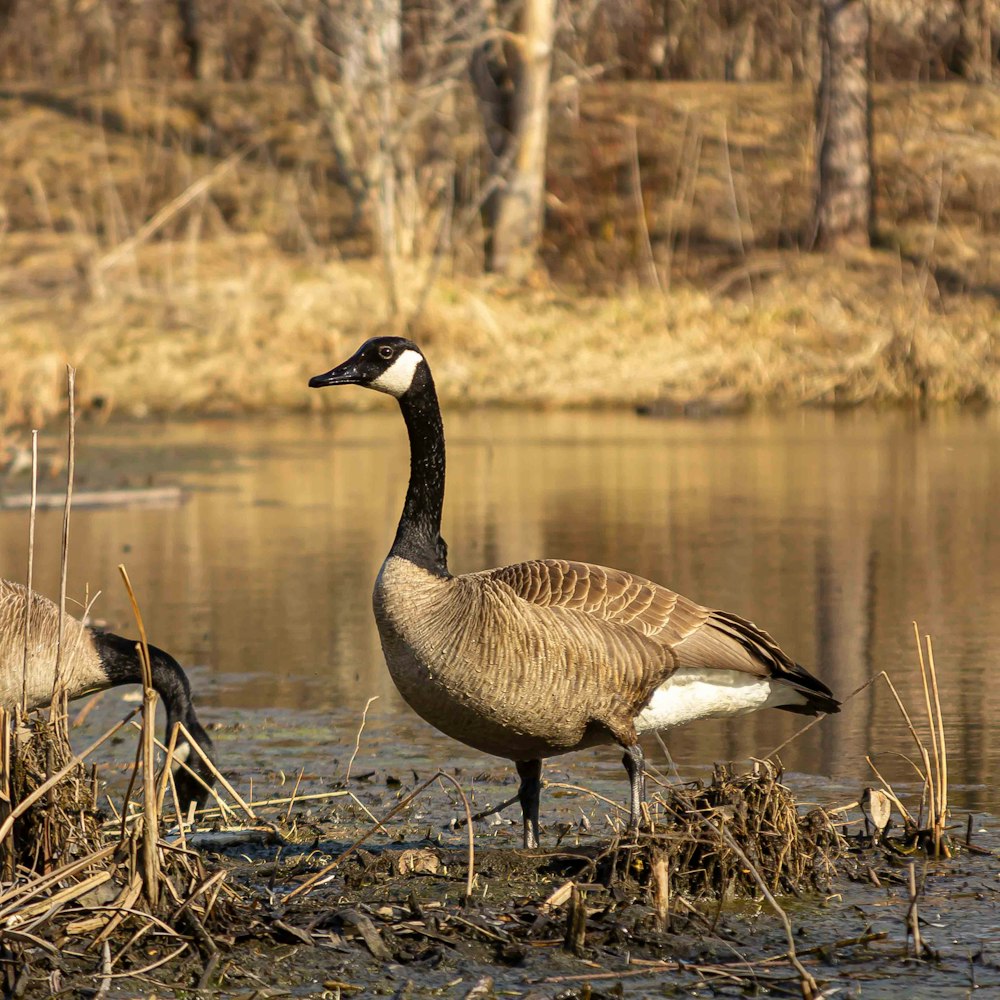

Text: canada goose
xmin=0 ymin=579 xmax=215 ymax=810
xmin=310 ymin=338 xmax=840 ymax=848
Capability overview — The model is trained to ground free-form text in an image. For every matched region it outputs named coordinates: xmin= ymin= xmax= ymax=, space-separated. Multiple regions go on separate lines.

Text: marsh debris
xmin=609 ymin=761 xmax=844 ymax=903
xmin=3 ymin=712 xmax=102 ymax=877
xmin=0 ymin=705 xmax=231 ymax=998
xmin=3 ymin=746 xmax=997 ymax=998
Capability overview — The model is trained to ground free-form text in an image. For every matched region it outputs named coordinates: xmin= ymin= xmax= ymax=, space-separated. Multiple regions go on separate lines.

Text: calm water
xmin=2 ymin=408 xmax=999 ymax=814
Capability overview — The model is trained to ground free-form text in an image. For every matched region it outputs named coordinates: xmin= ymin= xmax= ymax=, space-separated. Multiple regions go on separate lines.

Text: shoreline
xmin=2 ymin=242 xmax=997 ymax=433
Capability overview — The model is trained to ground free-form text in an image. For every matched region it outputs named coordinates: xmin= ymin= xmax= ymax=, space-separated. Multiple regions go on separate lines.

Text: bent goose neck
xmin=97 ymin=632 xmax=196 ymax=732
xmin=393 ymin=380 xmax=449 ymax=577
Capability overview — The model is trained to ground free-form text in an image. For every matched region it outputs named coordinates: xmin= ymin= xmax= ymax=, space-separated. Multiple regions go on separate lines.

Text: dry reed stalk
xmin=563 ymin=884 xmax=587 ymax=955
xmin=283 ymin=767 xmax=305 ymax=825
xmin=8 ymin=868 xmax=115 ymax=924
xmin=766 ymin=669 xmax=913 ymax=761
xmin=20 ymin=429 xmax=38 ymax=713
xmin=95 ymin=941 xmax=111 ymax=1000
xmin=906 ymin=862 xmax=922 ymax=956
xmin=346 ymin=790 xmax=391 ymax=835
xmin=452 ymin=791 xmax=520 ymax=830
xmin=96 ymin=144 xmax=257 ymax=275
xmin=114 ymin=722 xmax=238 ymax=827
xmin=720 ymin=119 xmax=754 ymax=304
xmin=909 ymin=625 xmax=951 ymax=856
xmin=913 ymin=626 xmax=940 ymax=810
xmin=433 ymin=770 xmax=476 ymax=899
xmin=176 ymin=720 xmax=257 ymax=821
xmin=651 ymin=852 xmax=670 ymax=929
xmin=51 ymin=366 xmax=76 ymax=722
xmin=105 ymin=943 xmax=190 ymax=979
xmin=85 ymin=876 xmax=143 ymax=945
xmin=345 ymin=694 xmax=378 ymax=782
xmin=71 ymin=690 xmax=107 ymax=729
xmin=155 ymin=722 xmax=181 ymax=814
xmin=172 ymin=868 xmax=226 ymax=920
xmin=919 ymin=745 xmax=936 ymax=840
xmin=626 ymin=121 xmax=661 ymax=292
xmin=0 ymin=844 xmax=117 ymax=913
xmin=925 ymin=635 xmax=949 ymax=854
xmin=0 ymin=708 xmax=12 ymax=880
xmin=187 ymin=788 xmax=349 ymax=820
xmin=161 ymin=738 xmax=190 ymax=852
xmin=128 ymin=719 xmax=238 ymax=824
xmin=117 ymin=564 xmax=161 ymax=908
xmin=712 ymin=821 xmax=818 ymax=999
xmin=545 ymin=781 xmax=625 ymax=815
xmin=108 ymin=916 xmax=164 ymax=967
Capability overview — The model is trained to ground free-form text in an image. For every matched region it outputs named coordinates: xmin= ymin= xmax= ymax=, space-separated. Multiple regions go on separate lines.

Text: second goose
xmin=0 ymin=579 xmax=216 ymax=811
xmin=310 ymin=338 xmax=840 ymax=848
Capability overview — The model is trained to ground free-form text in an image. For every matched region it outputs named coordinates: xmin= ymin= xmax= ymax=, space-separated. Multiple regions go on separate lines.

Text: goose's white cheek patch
xmin=371 ymin=349 xmax=423 ymax=397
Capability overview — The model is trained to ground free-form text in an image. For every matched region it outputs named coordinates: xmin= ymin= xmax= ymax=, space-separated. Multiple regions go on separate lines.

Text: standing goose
xmin=310 ymin=338 xmax=840 ymax=848
xmin=0 ymin=579 xmax=216 ymax=811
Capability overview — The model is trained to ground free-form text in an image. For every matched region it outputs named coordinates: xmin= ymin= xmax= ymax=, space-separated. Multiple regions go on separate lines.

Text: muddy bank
xmin=9 ymin=759 xmax=998 ymax=999
xmin=214 ymin=834 xmax=999 ymax=999
xmin=2 ymin=80 xmax=1000 ymax=430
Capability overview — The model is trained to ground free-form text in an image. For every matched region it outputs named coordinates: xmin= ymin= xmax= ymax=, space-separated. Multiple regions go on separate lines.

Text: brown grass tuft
xmin=610 ymin=761 xmax=843 ymax=902
xmin=5 ymin=712 xmax=102 ymax=875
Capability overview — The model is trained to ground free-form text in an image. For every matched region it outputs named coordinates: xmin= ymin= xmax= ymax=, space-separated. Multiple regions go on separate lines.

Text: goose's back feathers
xmin=0 ymin=580 xmax=104 ymax=709
xmin=486 ymin=559 xmax=836 ymax=701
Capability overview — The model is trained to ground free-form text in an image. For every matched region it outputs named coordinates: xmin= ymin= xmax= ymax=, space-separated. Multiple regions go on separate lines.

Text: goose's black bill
xmin=308 ymin=360 xmax=361 ymax=388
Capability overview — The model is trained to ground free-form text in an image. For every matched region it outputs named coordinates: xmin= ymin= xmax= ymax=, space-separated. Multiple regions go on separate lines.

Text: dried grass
xmin=4 ymin=713 xmax=101 ymax=875
xmin=0 ymin=238 xmax=997 ymax=436
xmin=615 ymin=761 xmax=843 ymax=903
xmin=0 ymin=80 xmax=998 ymax=435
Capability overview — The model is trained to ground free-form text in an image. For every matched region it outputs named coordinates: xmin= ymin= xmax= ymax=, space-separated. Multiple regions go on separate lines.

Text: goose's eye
xmin=378 ymin=345 xmax=394 ymax=360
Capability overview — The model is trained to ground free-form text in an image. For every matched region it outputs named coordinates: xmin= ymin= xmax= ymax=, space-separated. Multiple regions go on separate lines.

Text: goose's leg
xmin=515 ymin=758 xmax=542 ymax=848
xmin=622 ymin=743 xmax=646 ymax=835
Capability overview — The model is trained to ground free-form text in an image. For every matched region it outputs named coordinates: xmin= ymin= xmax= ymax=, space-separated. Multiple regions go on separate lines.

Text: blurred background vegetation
xmin=0 ymin=0 xmax=997 ymax=432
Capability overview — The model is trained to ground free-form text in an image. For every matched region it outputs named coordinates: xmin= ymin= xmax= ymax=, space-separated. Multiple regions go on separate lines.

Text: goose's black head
xmin=309 ymin=337 xmax=429 ymax=399
xmin=171 ymin=715 xmax=215 ymax=813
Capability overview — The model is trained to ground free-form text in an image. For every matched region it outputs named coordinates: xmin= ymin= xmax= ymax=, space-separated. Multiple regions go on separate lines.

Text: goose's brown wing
xmin=486 ymin=558 xmax=710 ymax=645
xmin=486 ymin=559 xmax=839 ymax=713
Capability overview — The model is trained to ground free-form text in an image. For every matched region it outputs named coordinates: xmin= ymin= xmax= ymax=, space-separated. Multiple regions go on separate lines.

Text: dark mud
xmin=10 ymin=762 xmax=997 ymax=999
xmin=206 ymin=788 xmax=1000 ymax=999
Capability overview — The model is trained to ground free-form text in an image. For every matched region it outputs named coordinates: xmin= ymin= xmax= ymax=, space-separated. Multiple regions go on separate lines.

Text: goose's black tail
xmin=710 ymin=611 xmax=841 ymax=716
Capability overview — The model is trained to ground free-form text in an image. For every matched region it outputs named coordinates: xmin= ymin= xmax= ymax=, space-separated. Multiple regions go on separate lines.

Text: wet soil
xmin=13 ymin=765 xmax=997 ymax=999
xmin=204 ymin=799 xmax=1000 ymax=999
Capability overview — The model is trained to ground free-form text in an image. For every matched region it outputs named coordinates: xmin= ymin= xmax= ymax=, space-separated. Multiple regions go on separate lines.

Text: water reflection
xmin=1 ymin=409 xmax=998 ymax=811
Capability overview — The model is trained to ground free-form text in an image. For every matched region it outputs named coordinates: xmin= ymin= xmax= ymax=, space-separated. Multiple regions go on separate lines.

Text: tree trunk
xmin=949 ymin=0 xmax=996 ymax=82
xmin=268 ymin=0 xmax=367 ymax=216
xmin=176 ymin=0 xmax=202 ymax=79
xmin=812 ymin=0 xmax=872 ymax=250
xmin=0 ymin=0 xmax=17 ymax=35
xmin=367 ymin=0 xmax=403 ymax=315
xmin=472 ymin=0 xmax=555 ymax=278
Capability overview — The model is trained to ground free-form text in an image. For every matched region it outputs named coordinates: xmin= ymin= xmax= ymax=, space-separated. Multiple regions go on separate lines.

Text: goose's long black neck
xmin=96 ymin=632 xmax=197 ymax=733
xmin=394 ymin=379 xmax=449 ymax=577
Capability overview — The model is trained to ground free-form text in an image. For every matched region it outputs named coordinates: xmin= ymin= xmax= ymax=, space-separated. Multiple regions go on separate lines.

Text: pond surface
xmin=2 ymin=407 xmax=999 ymax=818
